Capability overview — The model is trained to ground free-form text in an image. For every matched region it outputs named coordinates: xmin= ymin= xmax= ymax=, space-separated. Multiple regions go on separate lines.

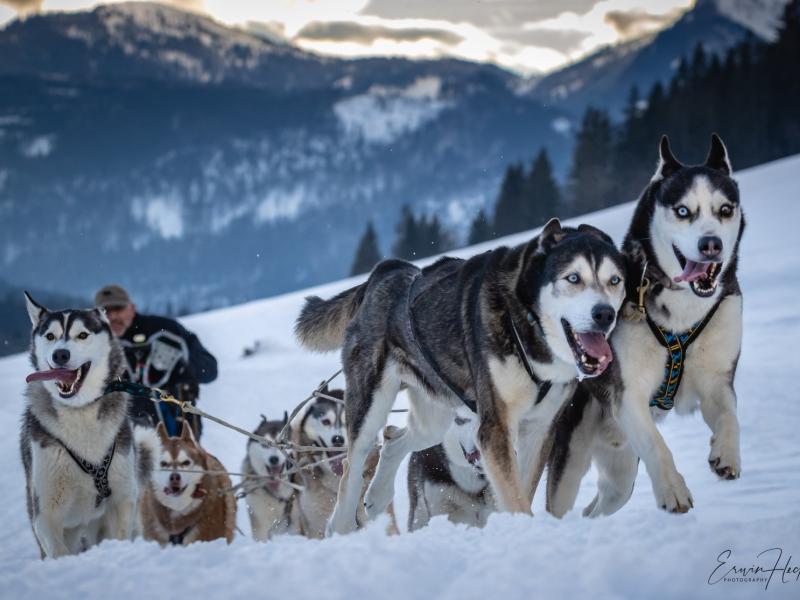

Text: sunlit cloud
xmin=0 ymin=0 xmax=695 ymax=74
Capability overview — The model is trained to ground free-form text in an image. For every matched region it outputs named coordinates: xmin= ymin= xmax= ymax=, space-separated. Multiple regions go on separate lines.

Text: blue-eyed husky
xmin=544 ymin=134 xmax=745 ymax=517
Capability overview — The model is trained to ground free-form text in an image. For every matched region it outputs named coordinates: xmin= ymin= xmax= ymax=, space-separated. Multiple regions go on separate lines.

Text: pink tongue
xmin=674 ymin=260 xmax=708 ymax=283
xmin=26 ymin=368 xmax=77 ymax=384
xmin=330 ymin=457 xmax=344 ymax=477
xmin=576 ymin=332 xmax=612 ymax=363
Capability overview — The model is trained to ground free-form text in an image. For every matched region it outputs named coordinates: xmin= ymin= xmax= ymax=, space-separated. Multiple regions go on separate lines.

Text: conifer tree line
xmin=351 ymin=0 xmax=800 ymax=275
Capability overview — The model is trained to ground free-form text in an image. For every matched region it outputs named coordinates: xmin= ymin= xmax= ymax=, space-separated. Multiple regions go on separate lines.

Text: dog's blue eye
xmin=566 ymin=274 xmax=580 ymax=284
xmin=77 ymin=332 xmax=89 ymax=340
xmin=719 ymin=204 xmax=734 ymax=217
xmin=610 ymin=275 xmax=621 ymax=286
xmin=675 ymin=206 xmax=690 ymax=219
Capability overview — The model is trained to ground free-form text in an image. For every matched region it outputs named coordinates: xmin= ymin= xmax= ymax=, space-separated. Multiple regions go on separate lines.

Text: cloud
xmin=506 ymin=27 xmax=591 ymax=54
xmin=604 ymin=8 xmax=682 ymax=40
xmin=361 ymin=0 xmax=597 ymax=28
xmin=295 ymin=20 xmax=463 ymax=46
xmin=0 ymin=0 xmax=42 ymax=17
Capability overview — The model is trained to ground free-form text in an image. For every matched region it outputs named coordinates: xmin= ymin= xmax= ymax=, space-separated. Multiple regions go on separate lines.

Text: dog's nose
xmin=591 ymin=304 xmax=615 ymax=331
xmin=331 ymin=434 xmax=345 ymax=447
xmin=52 ymin=349 xmax=70 ymax=366
xmin=268 ymin=455 xmax=280 ymax=466
xmin=698 ymin=235 xmax=723 ymax=259
xmin=169 ymin=472 xmax=181 ymax=484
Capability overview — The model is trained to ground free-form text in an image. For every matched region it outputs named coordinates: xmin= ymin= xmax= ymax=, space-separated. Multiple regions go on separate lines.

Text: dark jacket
xmin=119 ymin=313 xmax=217 ymax=436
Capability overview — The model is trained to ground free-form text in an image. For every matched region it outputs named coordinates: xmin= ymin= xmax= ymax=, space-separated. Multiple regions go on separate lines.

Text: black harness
xmin=407 ymin=271 xmax=551 ymax=413
xmin=53 ymin=434 xmax=116 ymax=508
xmin=634 ymin=265 xmax=723 ymax=411
xmin=169 ymin=526 xmax=192 ymax=545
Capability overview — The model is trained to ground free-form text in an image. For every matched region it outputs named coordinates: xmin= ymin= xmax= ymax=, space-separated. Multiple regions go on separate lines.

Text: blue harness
xmin=645 ymin=301 xmax=721 ymax=410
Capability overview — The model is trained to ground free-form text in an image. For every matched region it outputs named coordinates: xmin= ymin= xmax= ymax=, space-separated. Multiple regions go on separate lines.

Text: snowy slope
xmin=1 ymin=156 xmax=799 ymax=598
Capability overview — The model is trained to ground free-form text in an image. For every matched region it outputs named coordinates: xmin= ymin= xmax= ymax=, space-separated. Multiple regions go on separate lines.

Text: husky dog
xmin=545 ymin=134 xmax=745 ymax=517
xmin=407 ymin=409 xmax=494 ymax=531
xmin=290 ymin=388 xmax=350 ymax=538
xmin=296 ymin=219 xmax=627 ymax=535
xmin=137 ymin=422 xmax=236 ymax=545
xmin=20 ymin=293 xmax=138 ymax=558
xmin=241 ymin=412 xmax=300 ymax=541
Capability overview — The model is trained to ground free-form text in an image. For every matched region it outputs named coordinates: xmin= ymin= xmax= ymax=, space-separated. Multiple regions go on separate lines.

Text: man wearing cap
xmin=95 ymin=284 xmax=218 ymax=438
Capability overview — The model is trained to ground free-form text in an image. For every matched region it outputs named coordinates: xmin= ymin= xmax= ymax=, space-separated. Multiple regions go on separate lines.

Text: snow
xmin=131 ymin=195 xmax=185 ymax=240
xmin=713 ymin=0 xmax=789 ymax=41
xmin=1 ymin=155 xmax=799 ymax=598
xmin=334 ymin=77 xmax=452 ymax=144
xmin=20 ymin=134 xmax=56 ymax=158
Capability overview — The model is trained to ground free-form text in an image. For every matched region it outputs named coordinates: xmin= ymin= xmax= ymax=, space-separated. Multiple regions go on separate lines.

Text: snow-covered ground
xmin=1 ymin=155 xmax=799 ymax=599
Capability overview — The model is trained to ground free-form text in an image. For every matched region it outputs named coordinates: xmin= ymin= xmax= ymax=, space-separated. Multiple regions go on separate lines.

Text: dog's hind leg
xmin=328 ymin=362 xmax=401 ymax=536
xmin=583 ymin=440 xmax=638 ymax=517
xmin=365 ymin=387 xmax=452 ymax=520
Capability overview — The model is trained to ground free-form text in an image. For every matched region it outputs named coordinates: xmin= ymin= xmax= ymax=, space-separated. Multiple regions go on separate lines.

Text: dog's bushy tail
xmin=295 ymin=283 xmax=367 ymax=352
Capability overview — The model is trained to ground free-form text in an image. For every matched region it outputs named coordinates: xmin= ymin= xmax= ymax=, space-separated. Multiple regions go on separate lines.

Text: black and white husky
xmin=545 ymin=134 xmax=745 ymax=516
xmin=296 ymin=220 xmax=627 ymax=534
xmin=241 ymin=412 xmax=300 ymax=541
xmin=20 ymin=294 xmax=139 ymax=558
xmin=407 ymin=409 xmax=494 ymax=531
xmin=291 ymin=390 xmax=349 ymax=539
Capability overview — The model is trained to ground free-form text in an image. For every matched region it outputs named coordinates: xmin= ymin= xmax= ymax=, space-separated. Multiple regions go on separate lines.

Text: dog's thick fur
xmin=241 ymin=413 xmax=300 ymax=541
xmin=137 ymin=422 xmax=236 ymax=545
xmin=407 ymin=413 xmax=494 ymax=531
xmin=296 ymin=220 xmax=627 ymax=535
xmin=20 ymin=294 xmax=138 ymax=558
xmin=544 ymin=134 xmax=745 ymax=517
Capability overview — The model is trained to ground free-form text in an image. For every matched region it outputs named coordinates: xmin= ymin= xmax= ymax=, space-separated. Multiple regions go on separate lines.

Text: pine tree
xmin=492 ymin=163 xmax=526 ymax=237
xmin=525 ymin=148 xmax=561 ymax=225
xmin=568 ymin=107 xmax=614 ymax=216
xmin=467 ymin=209 xmax=493 ymax=245
xmin=392 ymin=205 xmax=418 ymax=260
xmin=350 ymin=221 xmax=382 ymax=276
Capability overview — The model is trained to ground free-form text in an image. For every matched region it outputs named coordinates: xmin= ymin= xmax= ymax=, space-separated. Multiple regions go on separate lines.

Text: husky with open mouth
xmin=136 ymin=422 xmax=236 ymax=545
xmin=241 ymin=412 xmax=301 ymax=541
xmin=20 ymin=293 xmax=138 ymax=558
xmin=407 ymin=409 xmax=495 ymax=531
xmin=291 ymin=388 xmax=351 ymax=538
xmin=295 ymin=219 xmax=626 ymax=535
xmin=544 ymin=134 xmax=745 ymax=517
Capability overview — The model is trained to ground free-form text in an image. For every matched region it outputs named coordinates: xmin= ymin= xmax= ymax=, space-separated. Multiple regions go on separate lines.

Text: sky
xmin=0 ymin=0 xmax=695 ymax=74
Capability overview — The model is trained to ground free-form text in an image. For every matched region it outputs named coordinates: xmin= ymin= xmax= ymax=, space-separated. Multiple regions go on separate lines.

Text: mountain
xmin=530 ymin=0 xmax=790 ymax=118
xmin=0 ymin=1 xmax=788 ymax=318
xmin=0 ymin=3 xmax=571 ymax=315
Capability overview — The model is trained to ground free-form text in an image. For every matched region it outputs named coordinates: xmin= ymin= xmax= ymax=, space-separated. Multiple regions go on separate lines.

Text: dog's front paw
xmin=708 ymin=436 xmax=741 ymax=480
xmin=653 ymin=470 xmax=693 ymax=513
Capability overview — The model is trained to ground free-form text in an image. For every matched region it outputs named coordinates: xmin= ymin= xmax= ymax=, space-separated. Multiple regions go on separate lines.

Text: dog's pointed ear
xmin=259 ymin=413 xmax=268 ymax=426
xmin=319 ymin=381 xmax=329 ymax=394
xmin=577 ymin=223 xmax=614 ymax=246
xmin=652 ymin=135 xmax=683 ymax=181
xmin=537 ymin=218 xmax=566 ymax=253
xmin=95 ymin=306 xmax=110 ymax=324
xmin=283 ymin=410 xmax=289 ymax=425
xmin=704 ymin=133 xmax=732 ymax=175
xmin=180 ymin=421 xmax=197 ymax=445
xmin=156 ymin=422 xmax=170 ymax=446
xmin=24 ymin=291 xmax=46 ymax=325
